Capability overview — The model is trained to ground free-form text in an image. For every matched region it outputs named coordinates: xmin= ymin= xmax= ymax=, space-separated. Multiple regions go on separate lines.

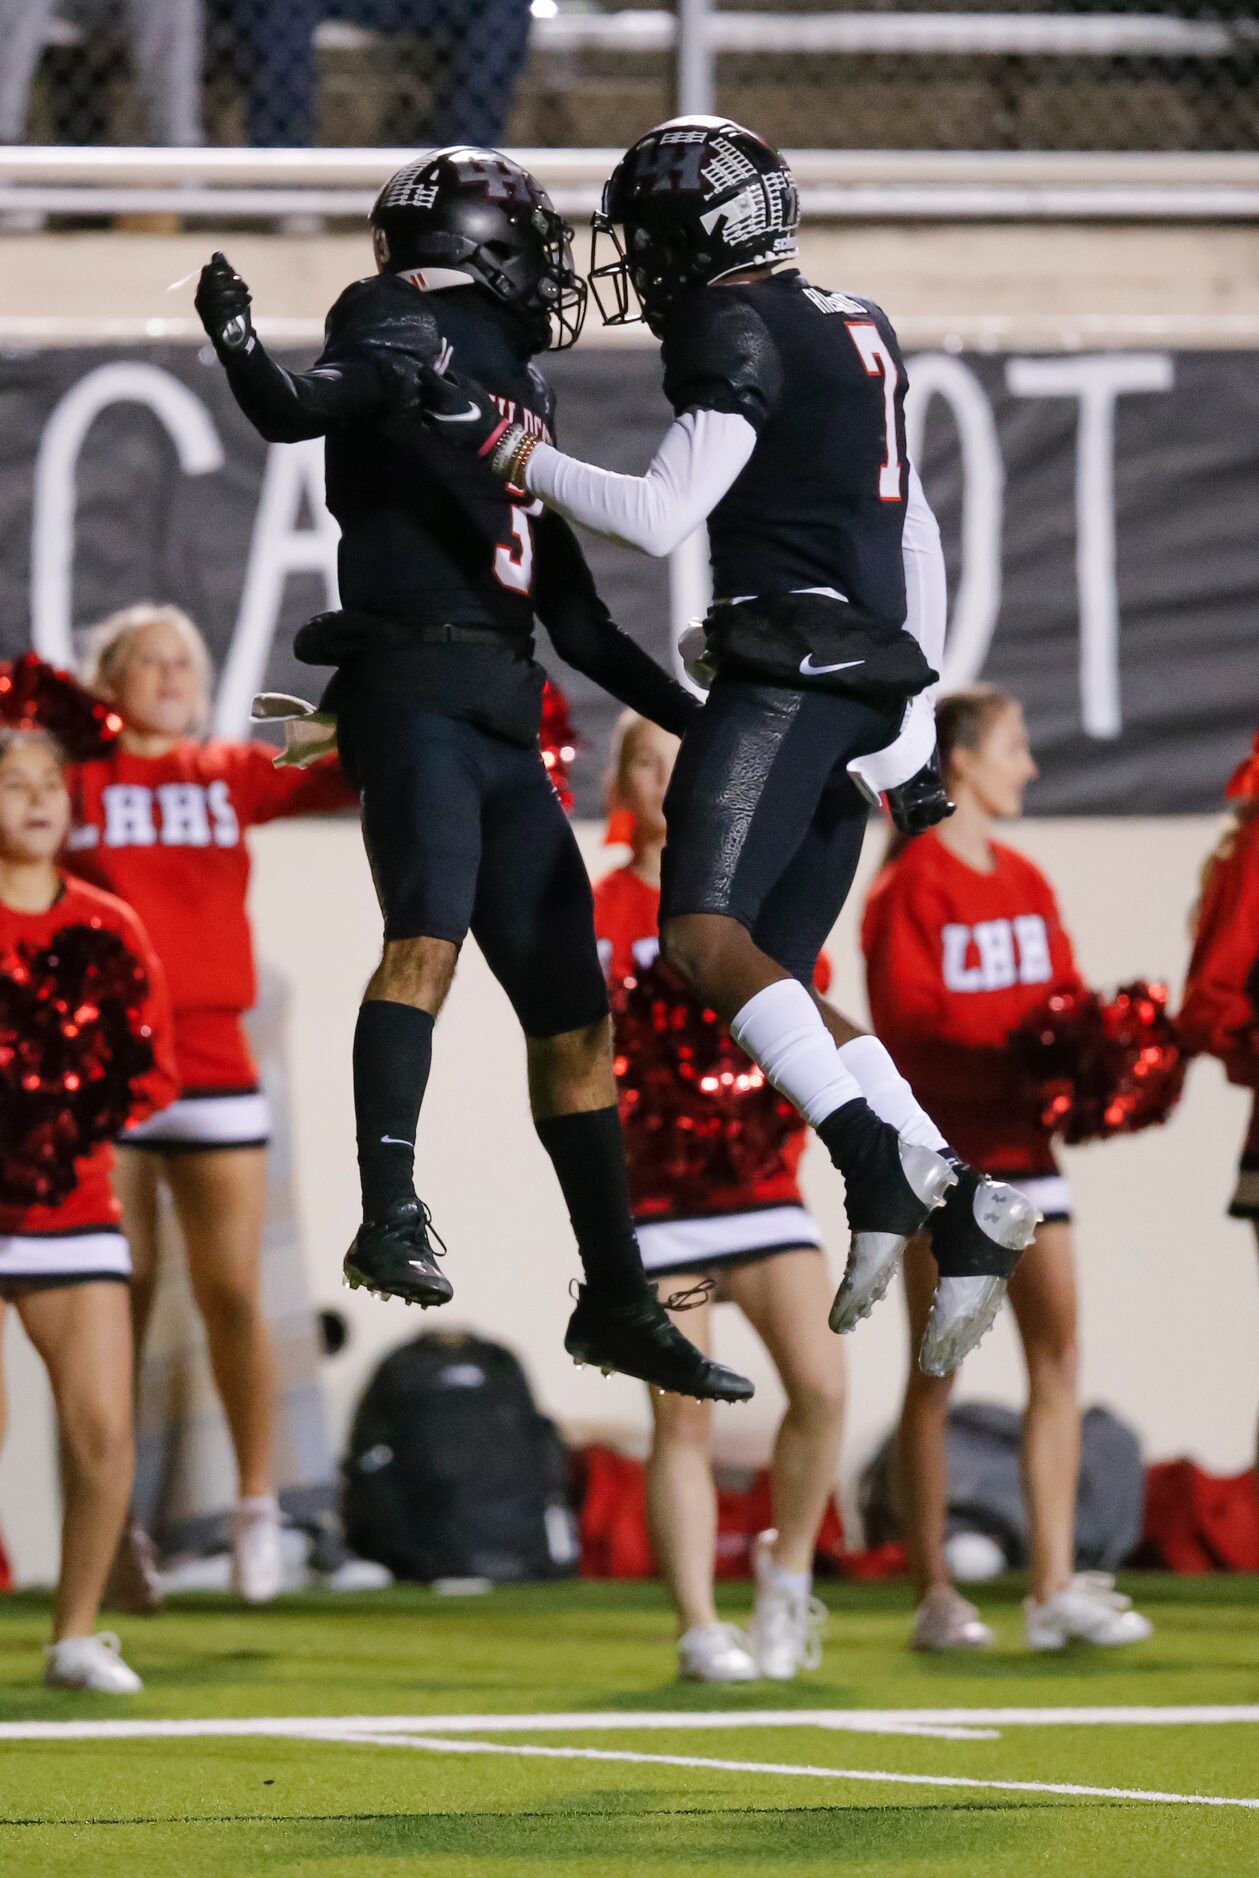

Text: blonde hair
xmin=79 ymin=603 xmax=212 ymax=737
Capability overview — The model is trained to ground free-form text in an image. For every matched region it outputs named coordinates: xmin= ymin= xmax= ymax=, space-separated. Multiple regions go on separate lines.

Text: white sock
xmin=730 ymin=980 xmax=862 ymax=1128
xmin=767 ymin=1562 xmax=812 ymax=1601
xmin=836 ymin=1035 xmax=949 ymax=1154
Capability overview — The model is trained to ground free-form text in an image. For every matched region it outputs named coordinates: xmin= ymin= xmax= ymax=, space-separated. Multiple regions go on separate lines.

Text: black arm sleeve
xmin=534 ymin=512 xmax=700 ymax=739
xmin=661 ymin=290 xmax=784 ymax=430
xmin=221 ymin=273 xmax=445 ymax=444
xmin=221 ymin=342 xmax=390 ymax=444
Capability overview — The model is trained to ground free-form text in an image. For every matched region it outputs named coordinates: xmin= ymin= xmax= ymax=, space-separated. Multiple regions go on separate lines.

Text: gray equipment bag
xmin=860 ymin=1400 xmax=1144 ymax=1570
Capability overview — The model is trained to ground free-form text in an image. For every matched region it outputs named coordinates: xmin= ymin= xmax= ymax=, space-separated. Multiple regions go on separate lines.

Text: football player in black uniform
xmin=416 ymin=119 xmax=1038 ymax=1375
xmin=193 ymin=147 xmax=752 ymax=1405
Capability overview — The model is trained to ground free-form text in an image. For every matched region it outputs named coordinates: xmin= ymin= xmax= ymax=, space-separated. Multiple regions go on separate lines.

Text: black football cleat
xmin=919 ymin=1170 xmax=1041 ymax=1377
xmin=826 ymin=1104 xmax=956 ymax=1334
xmin=343 ymin=1199 xmax=453 ymax=1309
xmin=565 ymin=1285 xmax=754 ymax=1403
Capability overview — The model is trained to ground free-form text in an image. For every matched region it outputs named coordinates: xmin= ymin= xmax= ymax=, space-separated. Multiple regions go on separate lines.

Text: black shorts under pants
xmin=337 ymin=689 xmax=608 ymax=1039
xmin=660 ymin=674 xmax=902 ymax=984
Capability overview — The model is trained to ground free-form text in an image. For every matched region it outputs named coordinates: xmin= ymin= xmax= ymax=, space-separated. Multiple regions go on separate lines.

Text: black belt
xmin=411 ymin=622 xmax=524 ymax=648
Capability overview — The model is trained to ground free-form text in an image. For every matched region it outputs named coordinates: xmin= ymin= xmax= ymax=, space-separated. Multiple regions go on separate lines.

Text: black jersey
xmin=219 ymin=271 xmax=695 ymax=742
xmin=662 ymin=270 xmax=911 ymax=636
xmin=319 ymin=274 xmax=554 ymax=631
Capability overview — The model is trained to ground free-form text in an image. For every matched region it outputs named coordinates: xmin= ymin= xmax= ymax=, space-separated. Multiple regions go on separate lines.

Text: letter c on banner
xmin=30 ymin=363 xmax=225 ymax=666
xmin=904 ymin=355 xmax=1004 ymax=687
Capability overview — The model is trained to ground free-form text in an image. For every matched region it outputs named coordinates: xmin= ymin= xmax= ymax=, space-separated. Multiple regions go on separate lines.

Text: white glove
xmin=251 ymin=692 xmax=339 ymax=769
xmin=677 ymin=622 xmax=717 ymax=692
xmin=847 ymin=690 xmax=937 ymax=805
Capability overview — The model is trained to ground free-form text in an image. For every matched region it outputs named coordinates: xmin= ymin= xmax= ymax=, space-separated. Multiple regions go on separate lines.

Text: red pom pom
xmin=0 ymin=653 xmax=122 ymax=761
xmin=610 ymin=957 xmax=801 ymax=1212
xmin=1010 ymin=979 xmax=1186 ymax=1145
xmin=0 ymin=923 xmax=154 ymax=1208
xmin=540 ymin=681 xmax=580 ymax=815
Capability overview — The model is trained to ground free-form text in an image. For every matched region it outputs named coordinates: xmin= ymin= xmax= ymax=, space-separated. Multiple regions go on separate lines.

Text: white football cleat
xmin=919 ymin=1175 xmax=1041 ymax=1376
xmin=1024 ymin=1573 xmax=1154 ymax=1651
xmin=44 ymin=1632 xmax=142 ymax=1694
xmin=677 ymin=1621 xmax=759 ymax=1683
xmin=910 ymin=1585 xmax=995 ymax=1653
xmin=747 ymin=1530 xmax=828 ymax=1681
xmin=231 ymin=1496 xmax=284 ymax=1604
xmin=829 ymin=1138 xmax=956 ymax=1334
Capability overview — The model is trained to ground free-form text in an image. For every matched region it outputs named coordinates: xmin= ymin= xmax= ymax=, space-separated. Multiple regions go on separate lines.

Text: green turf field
xmin=2 ymin=1575 xmax=1258 ymax=1876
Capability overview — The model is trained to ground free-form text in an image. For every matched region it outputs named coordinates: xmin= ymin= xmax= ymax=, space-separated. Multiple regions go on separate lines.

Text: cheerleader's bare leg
xmin=727 ymin=1250 xmax=845 ymax=1573
xmin=897 ymin=1235 xmax=956 ymax=1599
xmin=897 ymin=1237 xmax=994 ymax=1651
xmin=1006 ymin=1222 xmax=1080 ymax=1603
xmin=112 ymin=1147 xmax=163 ymax=1360
xmin=165 ymin=1145 xmax=273 ymax=1500
xmin=646 ymin=1279 xmax=720 ymax=1634
xmin=18 ymin=1280 xmax=134 ymax=1641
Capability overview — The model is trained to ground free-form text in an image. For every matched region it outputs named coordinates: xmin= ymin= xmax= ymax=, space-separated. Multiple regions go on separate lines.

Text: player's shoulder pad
xmin=661 ymin=287 xmax=784 ymax=427
xmin=322 ymin=273 xmax=445 ymax=365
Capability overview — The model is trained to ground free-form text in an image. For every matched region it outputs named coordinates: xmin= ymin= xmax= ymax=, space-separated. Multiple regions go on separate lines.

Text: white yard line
xmin=317 ymin=1729 xmax=1259 ymax=1810
xmin=4 ymin=1705 xmax=1259 ymax=1743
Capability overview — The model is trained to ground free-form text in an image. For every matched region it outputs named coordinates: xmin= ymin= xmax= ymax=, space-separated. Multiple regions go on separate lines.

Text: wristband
xmin=488 ymin=424 xmax=540 ymax=491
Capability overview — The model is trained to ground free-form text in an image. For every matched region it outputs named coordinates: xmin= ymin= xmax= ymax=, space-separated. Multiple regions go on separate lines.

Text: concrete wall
xmin=4 ymin=224 xmax=1259 ymax=345
xmin=4 ymin=812 xmax=1255 ymax=1583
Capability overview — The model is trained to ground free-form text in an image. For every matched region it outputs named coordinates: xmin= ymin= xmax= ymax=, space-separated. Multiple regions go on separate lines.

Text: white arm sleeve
xmin=846 ymin=464 xmax=947 ymax=799
xmin=524 ymin=408 xmax=757 ymax=558
xmin=901 ymin=462 xmax=947 ymax=685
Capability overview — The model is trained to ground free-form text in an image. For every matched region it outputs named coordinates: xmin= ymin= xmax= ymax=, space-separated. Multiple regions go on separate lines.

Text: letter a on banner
xmin=215 ymin=439 xmax=340 ymax=738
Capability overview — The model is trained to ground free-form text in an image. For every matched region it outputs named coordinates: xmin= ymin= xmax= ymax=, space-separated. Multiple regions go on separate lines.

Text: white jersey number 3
xmin=846 ymin=321 xmax=902 ymax=502
xmin=494 ymin=503 xmax=537 ymax=594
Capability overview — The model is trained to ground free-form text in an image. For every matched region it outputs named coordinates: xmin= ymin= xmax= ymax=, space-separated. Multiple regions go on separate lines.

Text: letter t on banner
xmin=1005 ymin=354 xmax=1174 ymax=740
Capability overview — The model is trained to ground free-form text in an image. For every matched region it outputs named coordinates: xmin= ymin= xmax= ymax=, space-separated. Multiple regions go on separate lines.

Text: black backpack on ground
xmin=342 ymin=1329 xmax=579 ymax=1583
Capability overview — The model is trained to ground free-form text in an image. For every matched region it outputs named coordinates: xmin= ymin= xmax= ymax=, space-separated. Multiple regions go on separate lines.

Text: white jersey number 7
xmin=846 ymin=321 xmax=903 ymax=502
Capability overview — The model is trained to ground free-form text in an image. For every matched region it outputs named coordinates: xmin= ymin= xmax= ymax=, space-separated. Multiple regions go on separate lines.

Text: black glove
xmin=885 ymin=753 xmax=955 ymax=837
xmin=416 ymin=362 xmax=511 ymax=457
xmin=195 ymin=251 xmax=254 ymax=356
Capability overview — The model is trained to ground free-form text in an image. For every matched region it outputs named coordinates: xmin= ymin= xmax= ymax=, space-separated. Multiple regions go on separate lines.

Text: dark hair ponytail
xmin=878 ymin=684 xmax=1016 ymax=870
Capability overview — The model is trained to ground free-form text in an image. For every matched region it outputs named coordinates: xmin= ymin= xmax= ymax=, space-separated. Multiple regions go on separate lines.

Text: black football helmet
xmin=590 ymin=116 xmax=799 ymax=336
xmin=371 ymin=147 xmax=587 ymax=351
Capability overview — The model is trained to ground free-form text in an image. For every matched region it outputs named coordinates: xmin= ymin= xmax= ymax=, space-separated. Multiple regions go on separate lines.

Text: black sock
xmin=815 ymin=1095 xmax=879 ymax=1172
xmin=353 ymin=1000 xmax=434 ymax=1220
xmin=534 ymin=1106 xmax=648 ymax=1305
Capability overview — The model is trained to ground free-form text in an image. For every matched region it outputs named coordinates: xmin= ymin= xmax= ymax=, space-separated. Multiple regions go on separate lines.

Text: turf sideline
xmin=321 ymin=1730 xmax=1259 ymax=1810
xmin=4 ymin=1704 xmax=1259 ymax=1744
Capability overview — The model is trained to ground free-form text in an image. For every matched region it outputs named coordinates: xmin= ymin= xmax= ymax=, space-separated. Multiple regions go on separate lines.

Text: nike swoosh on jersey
xmin=432 ymin=401 xmax=483 ymax=424
xmin=798 ymin=655 xmax=866 ymax=677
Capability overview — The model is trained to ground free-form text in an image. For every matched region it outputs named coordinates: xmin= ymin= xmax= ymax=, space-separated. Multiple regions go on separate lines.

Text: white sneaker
xmin=748 ymin=1530 xmax=828 ymax=1681
xmin=44 ymin=1632 xmax=142 ymax=1693
xmin=910 ymin=1585 xmax=995 ymax=1652
xmin=231 ymin=1496 xmax=284 ymax=1604
xmin=1024 ymin=1572 xmax=1154 ymax=1651
xmin=677 ymin=1621 xmax=759 ymax=1682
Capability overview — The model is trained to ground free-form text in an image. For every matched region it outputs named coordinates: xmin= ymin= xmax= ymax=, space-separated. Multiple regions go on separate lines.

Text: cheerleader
xmin=0 ymin=725 xmax=176 ymax=1689
xmin=68 ymin=604 xmax=354 ymax=1603
xmin=594 ymin=715 xmax=843 ymax=1683
xmin=1181 ymin=730 xmax=1259 ymax=1473
xmin=862 ymin=686 xmax=1151 ymax=1653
